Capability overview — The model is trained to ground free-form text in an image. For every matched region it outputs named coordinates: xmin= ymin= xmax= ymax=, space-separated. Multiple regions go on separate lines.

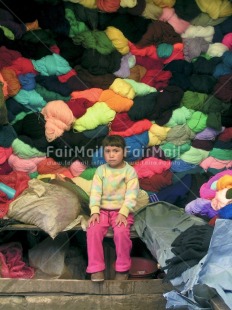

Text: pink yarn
xmin=70 ymin=160 xmax=87 ymax=177
xmin=200 ymin=170 xmax=232 ymax=200
xmin=200 ymin=157 xmax=232 ymax=171
xmin=0 ymin=242 xmax=35 ymax=278
xmin=41 ymin=100 xmax=75 ymax=142
xmin=159 ymin=8 xmax=190 ymax=34
xmin=222 ymin=33 xmax=232 ymax=50
xmin=8 ymin=154 xmax=46 ymax=173
xmin=133 ymin=157 xmax=171 ymax=178
xmin=0 ymin=147 xmax=12 ymax=164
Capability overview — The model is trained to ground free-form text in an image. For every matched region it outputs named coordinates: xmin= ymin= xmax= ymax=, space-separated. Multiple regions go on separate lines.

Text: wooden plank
xmin=210 ymin=296 xmax=230 ymax=310
xmin=3 ymin=224 xmax=138 ymax=238
xmin=0 ymin=279 xmax=172 ymax=295
xmin=0 ymin=294 xmax=167 ymax=310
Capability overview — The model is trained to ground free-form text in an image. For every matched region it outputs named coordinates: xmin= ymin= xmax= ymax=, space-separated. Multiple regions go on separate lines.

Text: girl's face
xmin=104 ymin=146 xmax=125 ymax=169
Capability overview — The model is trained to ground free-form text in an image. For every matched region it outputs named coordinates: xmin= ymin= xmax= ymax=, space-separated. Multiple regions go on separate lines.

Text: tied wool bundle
xmin=41 ymin=100 xmax=75 ymax=142
xmin=37 ymin=157 xmax=73 ymax=179
xmin=0 ymin=82 xmax=8 ymax=125
xmin=70 ymin=160 xmax=87 ymax=177
xmin=159 ymin=7 xmax=190 ymax=34
xmin=222 ymin=33 xmax=232 ymax=49
xmin=216 ymin=175 xmax=232 ymax=190
xmin=0 ymin=74 xmax=8 ymax=97
xmin=153 ymin=0 xmax=176 ymax=7
xmin=181 ymin=25 xmax=214 ymax=42
xmin=97 ymin=0 xmax=120 ymax=12
xmin=142 ymin=2 xmax=162 ymax=20
xmin=8 ymin=154 xmax=45 ymax=173
xmin=0 ymin=124 xmax=17 ymax=148
xmin=0 ymin=68 xmax=21 ymax=97
xmin=0 ymin=146 xmax=12 ymax=164
xmin=105 ymin=26 xmax=129 ymax=55
xmin=207 ymin=42 xmax=229 ymax=57
xmin=72 ymin=30 xmax=115 ymax=55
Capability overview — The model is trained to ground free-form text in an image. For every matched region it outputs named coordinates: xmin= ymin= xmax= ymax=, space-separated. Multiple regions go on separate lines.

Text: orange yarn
xmin=99 ymin=89 xmax=133 ymax=112
xmin=216 ymin=175 xmax=232 ymax=191
xmin=0 ymin=73 xmax=9 ymax=97
xmin=128 ymin=65 xmax=147 ymax=82
xmin=0 ymin=68 xmax=21 ymax=97
xmin=71 ymin=88 xmax=103 ymax=103
xmin=41 ymin=100 xmax=75 ymax=142
xmin=97 ymin=0 xmax=120 ymax=12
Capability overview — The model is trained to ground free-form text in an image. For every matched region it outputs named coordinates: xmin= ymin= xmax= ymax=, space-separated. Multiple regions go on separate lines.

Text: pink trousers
xmin=86 ymin=209 xmax=134 ymax=273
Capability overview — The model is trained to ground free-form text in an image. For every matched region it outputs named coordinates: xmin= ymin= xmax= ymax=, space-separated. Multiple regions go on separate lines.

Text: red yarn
xmin=37 ymin=157 xmax=73 ymax=178
xmin=97 ymin=0 xmax=120 ymax=12
xmin=0 ymin=171 xmax=30 ymax=218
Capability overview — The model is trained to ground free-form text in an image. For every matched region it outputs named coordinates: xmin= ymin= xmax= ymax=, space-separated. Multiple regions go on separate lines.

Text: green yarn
xmin=65 ymin=7 xmax=89 ymax=38
xmin=157 ymin=43 xmax=173 ymax=59
xmin=79 ymin=167 xmax=97 ymax=180
xmin=29 ymin=172 xmax=39 ymax=179
xmin=186 ymin=111 xmax=207 ymax=133
xmin=160 ymin=142 xmax=191 ymax=159
xmin=209 ymin=148 xmax=232 ymax=160
xmin=12 ymin=138 xmax=46 ymax=159
xmin=181 ymin=91 xmax=208 ymax=111
xmin=0 ymin=26 xmax=14 ymax=40
xmin=124 ymin=78 xmax=157 ymax=96
xmin=32 ymin=53 xmax=72 ymax=76
xmin=13 ymin=89 xmax=46 ymax=112
xmin=35 ymin=84 xmax=71 ymax=102
xmin=165 ymin=106 xmax=193 ymax=127
xmin=73 ymin=30 xmax=115 ymax=55
xmin=180 ymin=146 xmax=209 ymax=165
xmin=22 ymin=29 xmax=56 ymax=46
xmin=10 ymin=112 xmax=33 ymax=125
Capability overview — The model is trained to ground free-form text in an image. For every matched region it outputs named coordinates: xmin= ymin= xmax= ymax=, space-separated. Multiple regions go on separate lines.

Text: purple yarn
xmin=194 ymin=127 xmax=224 ymax=141
xmin=218 ymin=203 xmax=232 ymax=219
xmin=185 ymin=198 xmax=218 ymax=219
xmin=113 ymin=53 xmax=131 ymax=78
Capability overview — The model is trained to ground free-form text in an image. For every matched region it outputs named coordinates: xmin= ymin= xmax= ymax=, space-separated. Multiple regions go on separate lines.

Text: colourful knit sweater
xmin=89 ymin=162 xmax=139 ymax=217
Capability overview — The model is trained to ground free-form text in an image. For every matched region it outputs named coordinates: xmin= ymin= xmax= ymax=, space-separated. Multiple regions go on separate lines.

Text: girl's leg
xmin=110 ymin=211 xmax=134 ymax=272
xmin=86 ymin=210 xmax=110 ymax=273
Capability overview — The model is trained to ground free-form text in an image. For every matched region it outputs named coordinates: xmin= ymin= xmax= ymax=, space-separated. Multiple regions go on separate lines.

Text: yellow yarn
xmin=142 ymin=2 xmax=163 ymax=20
xmin=196 ymin=0 xmax=232 ymax=19
xmin=105 ymin=26 xmax=129 ymax=55
xmin=109 ymin=78 xmax=135 ymax=99
xmin=73 ymin=102 xmax=116 ymax=132
xmin=148 ymin=123 xmax=170 ymax=146
xmin=120 ymin=0 xmax=137 ymax=8
xmin=153 ymin=0 xmax=176 ymax=8
xmin=69 ymin=0 xmax=97 ymax=9
xmin=216 ymin=175 xmax=232 ymax=190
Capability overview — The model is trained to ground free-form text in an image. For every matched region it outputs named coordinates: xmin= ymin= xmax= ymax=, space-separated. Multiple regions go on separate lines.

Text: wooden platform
xmin=0 ymin=278 xmax=172 ymax=310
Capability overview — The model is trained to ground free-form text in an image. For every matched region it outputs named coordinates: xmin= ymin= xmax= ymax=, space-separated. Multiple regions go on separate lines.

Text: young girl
xmin=86 ymin=135 xmax=139 ymax=281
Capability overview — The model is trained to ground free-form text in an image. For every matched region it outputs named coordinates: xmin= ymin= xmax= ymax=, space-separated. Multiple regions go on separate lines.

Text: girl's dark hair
xmin=102 ymin=135 xmax=126 ymax=150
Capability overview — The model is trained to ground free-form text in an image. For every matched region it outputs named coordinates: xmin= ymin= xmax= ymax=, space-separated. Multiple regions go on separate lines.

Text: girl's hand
xmin=88 ymin=213 xmax=100 ymax=227
xmin=116 ymin=214 xmax=127 ymax=227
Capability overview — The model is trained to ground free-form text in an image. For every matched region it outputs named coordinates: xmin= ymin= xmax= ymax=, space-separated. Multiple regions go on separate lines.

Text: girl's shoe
xmin=91 ymin=271 xmax=104 ymax=282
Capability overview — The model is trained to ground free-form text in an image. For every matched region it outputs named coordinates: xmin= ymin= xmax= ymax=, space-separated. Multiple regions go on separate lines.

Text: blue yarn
xmin=0 ymin=124 xmax=17 ymax=147
xmin=218 ymin=203 xmax=232 ymax=219
xmin=213 ymin=63 xmax=232 ymax=79
xmin=170 ymin=159 xmax=198 ymax=172
xmin=18 ymin=73 xmax=36 ymax=91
